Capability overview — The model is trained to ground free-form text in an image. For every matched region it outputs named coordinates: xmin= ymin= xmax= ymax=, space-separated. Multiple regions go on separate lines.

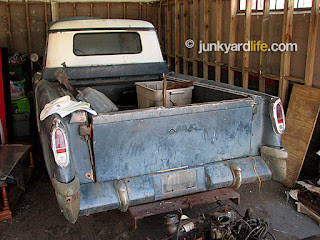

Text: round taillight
xmin=270 ymin=98 xmax=286 ymax=135
xmin=51 ymin=124 xmax=70 ymax=168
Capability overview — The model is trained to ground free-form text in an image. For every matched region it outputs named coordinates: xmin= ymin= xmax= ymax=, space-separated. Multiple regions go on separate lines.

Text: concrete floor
xmin=1 ymin=164 xmax=320 ymax=240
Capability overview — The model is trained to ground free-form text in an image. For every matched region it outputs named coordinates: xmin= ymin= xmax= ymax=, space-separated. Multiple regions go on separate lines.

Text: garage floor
xmin=1 ymin=162 xmax=320 ymax=240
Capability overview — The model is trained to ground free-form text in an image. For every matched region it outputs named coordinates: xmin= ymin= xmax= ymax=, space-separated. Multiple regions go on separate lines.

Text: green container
xmin=11 ymin=96 xmax=30 ymax=114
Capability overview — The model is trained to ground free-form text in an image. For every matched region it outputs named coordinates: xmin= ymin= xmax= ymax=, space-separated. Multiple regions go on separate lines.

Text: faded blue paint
xmin=93 ymin=106 xmax=253 ymax=182
xmin=78 ymin=156 xmax=271 ymax=216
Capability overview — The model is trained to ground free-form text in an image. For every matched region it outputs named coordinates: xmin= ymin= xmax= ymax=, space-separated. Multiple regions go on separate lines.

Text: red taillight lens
xmin=270 ymin=98 xmax=286 ymax=135
xmin=276 ymin=103 xmax=284 ymax=123
xmin=55 ymin=129 xmax=66 ymax=149
xmin=56 ymin=148 xmax=66 ymax=153
xmin=51 ymin=124 xmax=70 ymax=169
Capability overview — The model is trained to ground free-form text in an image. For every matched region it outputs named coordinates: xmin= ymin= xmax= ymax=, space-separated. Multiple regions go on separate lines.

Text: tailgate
xmin=92 ymin=99 xmax=254 ymax=182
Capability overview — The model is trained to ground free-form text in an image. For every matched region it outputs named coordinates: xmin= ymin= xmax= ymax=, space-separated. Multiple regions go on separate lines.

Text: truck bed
xmin=74 ymin=74 xmax=251 ymax=113
xmin=84 ymin=74 xmax=262 ymax=184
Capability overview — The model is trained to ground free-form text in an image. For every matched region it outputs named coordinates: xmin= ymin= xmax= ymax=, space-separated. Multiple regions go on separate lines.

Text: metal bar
xmin=127 ymin=188 xmax=240 ymax=229
xmin=258 ymin=0 xmax=270 ymax=92
xmin=228 ymin=0 xmax=237 ymax=85
xmin=215 ymin=0 xmax=222 ymax=82
xmin=174 ymin=0 xmax=180 ymax=72
xmin=242 ymin=0 xmax=253 ymax=88
xmin=90 ymin=2 xmax=93 ymax=17
xmin=304 ymin=0 xmax=319 ymax=87
xmin=279 ymin=0 xmax=294 ymax=107
xmin=203 ymin=0 xmax=209 ymax=79
xmin=192 ymin=0 xmax=198 ymax=76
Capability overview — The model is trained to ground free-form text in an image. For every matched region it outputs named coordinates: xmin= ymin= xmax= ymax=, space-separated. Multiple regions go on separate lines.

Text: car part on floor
xmin=162 ymin=201 xmax=276 ymax=240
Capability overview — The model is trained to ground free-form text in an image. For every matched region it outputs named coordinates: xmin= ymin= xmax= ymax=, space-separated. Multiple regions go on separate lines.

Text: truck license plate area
xmin=161 ymin=170 xmax=197 ymax=195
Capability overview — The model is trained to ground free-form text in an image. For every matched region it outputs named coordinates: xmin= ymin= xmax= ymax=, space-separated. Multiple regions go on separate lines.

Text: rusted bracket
xmin=54 ymin=68 xmax=78 ymax=97
xmin=79 ymin=124 xmax=95 ymax=181
xmin=127 ymin=188 xmax=240 ymax=229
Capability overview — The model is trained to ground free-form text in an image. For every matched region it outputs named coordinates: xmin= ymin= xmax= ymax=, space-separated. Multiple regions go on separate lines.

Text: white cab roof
xmin=50 ymin=19 xmax=154 ymax=31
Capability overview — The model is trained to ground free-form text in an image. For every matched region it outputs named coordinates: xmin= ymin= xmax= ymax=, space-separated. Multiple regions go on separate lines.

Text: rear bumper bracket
xmin=127 ymin=188 xmax=240 ymax=229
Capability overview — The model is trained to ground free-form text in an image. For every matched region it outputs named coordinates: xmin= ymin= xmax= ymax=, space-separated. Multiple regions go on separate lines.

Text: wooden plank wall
xmin=160 ymin=0 xmax=319 ymax=106
xmin=0 ymin=0 xmax=319 ymax=106
xmin=0 ymin=1 xmax=161 ymax=57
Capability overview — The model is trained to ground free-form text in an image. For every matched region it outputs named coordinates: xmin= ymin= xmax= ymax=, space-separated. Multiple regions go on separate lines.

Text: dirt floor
xmin=1 ymin=161 xmax=320 ymax=240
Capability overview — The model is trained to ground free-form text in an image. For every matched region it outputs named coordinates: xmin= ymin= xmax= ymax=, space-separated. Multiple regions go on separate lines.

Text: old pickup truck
xmin=34 ymin=18 xmax=288 ymax=223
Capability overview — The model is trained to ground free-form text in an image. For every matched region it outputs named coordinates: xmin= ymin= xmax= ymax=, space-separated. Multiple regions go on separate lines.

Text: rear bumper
xmin=78 ymin=156 xmax=272 ymax=216
xmin=261 ymin=145 xmax=288 ymax=182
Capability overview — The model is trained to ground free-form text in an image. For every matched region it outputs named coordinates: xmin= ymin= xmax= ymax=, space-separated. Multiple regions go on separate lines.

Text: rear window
xmin=73 ymin=32 xmax=142 ymax=56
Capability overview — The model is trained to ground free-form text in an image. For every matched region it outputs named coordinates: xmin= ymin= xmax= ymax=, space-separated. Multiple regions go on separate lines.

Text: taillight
xmin=270 ymin=98 xmax=286 ymax=135
xmin=51 ymin=122 xmax=70 ymax=168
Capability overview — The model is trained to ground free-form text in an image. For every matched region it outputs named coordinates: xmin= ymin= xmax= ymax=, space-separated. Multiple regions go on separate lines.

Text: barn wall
xmin=0 ymin=0 xmax=319 ymax=105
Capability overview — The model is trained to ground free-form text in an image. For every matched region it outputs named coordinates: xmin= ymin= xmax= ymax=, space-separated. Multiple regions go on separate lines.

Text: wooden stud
xmin=215 ymin=0 xmax=222 ymax=82
xmin=258 ymin=0 xmax=270 ymax=93
xmin=174 ymin=0 xmax=180 ymax=72
xmin=203 ymin=0 xmax=209 ymax=79
xmin=304 ymin=0 xmax=319 ymax=87
xmin=167 ymin=0 xmax=172 ymax=68
xmin=73 ymin=3 xmax=77 ymax=17
xmin=44 ymin=2 xmax=48 ymax=37
xmin=159 ymin=1 xmax=163 ymax=49
xmin=25 ymin=0 xmax=32 ymax=56
xmin=51 ymin=1 xmax=59 ymax=22
xmin=279 ymin=0 xmax=294 ymax=107
xmin=107 ymin=2 xmax=110 ymax=19
xmin=0 ymin=183 xmax=12 ymax=221
xmin=153 ymin=3 xmax=159 ymax=33
xmin=123 ymin=2 xmax=126 ymax=19
xmin=183 ymin=0 xmax=189 ymax=75
xmin=192 ymin=0 xmax=198 ymax=76
xmin=147 ymin=3 xmax=153 ymax=22
xmin=1 ymin=184 xmax=9 ymax=211
xmin=242 ymin=0 xmax=252 ymax=89
xmin=151 ymin=3 xmax=155 ymax=26
xmin=163 ymin=73 xmax=167 ymax=107
xmin=90 ymin=2 xmax=94 ymax=17
xmin=58 ymin=2 xmax=60 ymax=20
xmin=30 ymin=152 xmax=34 ymax=168
xmin=6 ymin=1 xmax=12 ymax=52
xmin=138 ymin=2 xmax=142 ymax=19
xmin=228 ymin=0 xmax=237 ymax=85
